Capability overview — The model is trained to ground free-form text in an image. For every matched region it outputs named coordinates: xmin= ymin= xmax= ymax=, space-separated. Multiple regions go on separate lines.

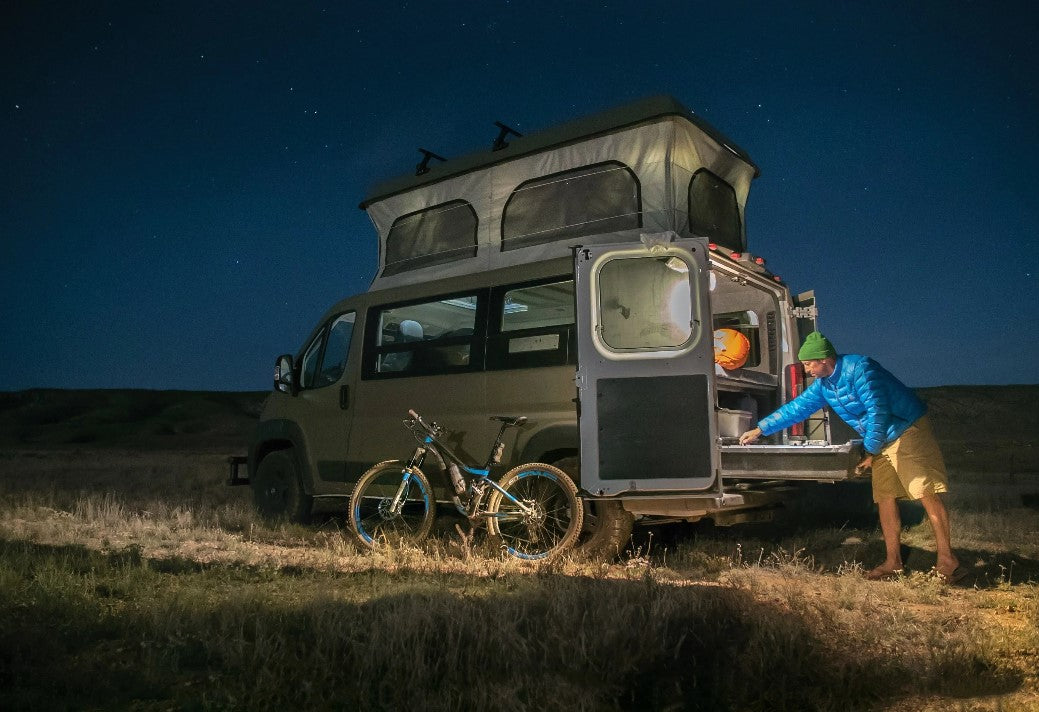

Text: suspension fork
xmin=389 ymin=445 xmax=427 ymax=513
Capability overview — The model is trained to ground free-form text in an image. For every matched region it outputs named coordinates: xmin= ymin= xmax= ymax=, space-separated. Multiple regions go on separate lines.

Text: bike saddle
xmin=490 ymin=415 xmax=527 ymax=427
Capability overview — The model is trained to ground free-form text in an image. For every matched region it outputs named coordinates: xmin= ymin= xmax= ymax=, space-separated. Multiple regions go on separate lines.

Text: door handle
xmin=339 ymin=385 xmax=350 ymax=410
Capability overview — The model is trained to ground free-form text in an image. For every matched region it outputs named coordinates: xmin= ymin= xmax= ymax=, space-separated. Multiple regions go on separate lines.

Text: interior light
xmin=441 ymin=297 xmax=479 ymax=310
xmin=442 ymin=296 xmax=526 ymax=314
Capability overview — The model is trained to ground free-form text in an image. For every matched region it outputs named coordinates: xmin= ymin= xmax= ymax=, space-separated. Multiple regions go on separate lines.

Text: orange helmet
xmin=713 ymin=328 xmax=750 ymax=370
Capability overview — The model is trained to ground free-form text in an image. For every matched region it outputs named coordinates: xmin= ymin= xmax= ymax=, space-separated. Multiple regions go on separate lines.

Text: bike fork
xmin=388 ymin=446 xmax=427 ymax=514
xmin=388 ymin=469 xmax=416 ymax=514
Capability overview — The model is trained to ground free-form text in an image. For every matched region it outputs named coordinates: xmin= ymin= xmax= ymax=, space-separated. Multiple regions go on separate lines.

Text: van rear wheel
xmin=253 ymin=450 xmax=312 ymax=523
xmin=551 ymin=456 xmax=634 ymax=559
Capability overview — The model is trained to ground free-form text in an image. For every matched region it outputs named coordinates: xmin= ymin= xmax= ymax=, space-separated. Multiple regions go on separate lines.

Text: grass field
xmin=0 ymin=447 xmax=1036 ymax=711
xmin=0 ymin=388 xmax=1037 ymax=710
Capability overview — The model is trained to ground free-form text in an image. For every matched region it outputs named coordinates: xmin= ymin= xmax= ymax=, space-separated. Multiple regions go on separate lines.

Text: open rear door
xmin=574 ymin=236 xmax=718 ymax=496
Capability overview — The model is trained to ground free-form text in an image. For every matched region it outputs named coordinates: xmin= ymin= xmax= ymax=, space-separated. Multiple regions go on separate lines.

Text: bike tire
xmin=486 ymin=463 xmax=583 ymax=560
xmin=349 ymin=460 xmax=436 ymax=549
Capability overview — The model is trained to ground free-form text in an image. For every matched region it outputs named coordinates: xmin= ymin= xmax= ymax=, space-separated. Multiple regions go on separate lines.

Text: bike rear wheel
xmin=486 ymin=463 xmax=583 ymax=560
xmin=349 ymin=460 xmax=435 ymax=549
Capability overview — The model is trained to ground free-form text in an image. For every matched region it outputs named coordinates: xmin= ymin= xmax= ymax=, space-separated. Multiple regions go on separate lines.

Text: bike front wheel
xmin=486 ymin=463 xmax=583 ymax=560
xmin=349 ymin=460 xmax=435 ymax=549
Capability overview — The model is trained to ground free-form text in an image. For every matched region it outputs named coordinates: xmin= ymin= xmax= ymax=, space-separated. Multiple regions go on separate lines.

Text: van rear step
xmin=227 ymin=455 xmax=249 ymax=486
xmin=619 ymin=484 xmax=792 ymax=521
xmin=720 ymin=441 xmax=864 ymax=482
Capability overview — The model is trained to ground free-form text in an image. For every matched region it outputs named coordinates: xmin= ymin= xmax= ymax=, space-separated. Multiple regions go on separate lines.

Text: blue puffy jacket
xmin=758 ymin=354 xmax=926 ymax=454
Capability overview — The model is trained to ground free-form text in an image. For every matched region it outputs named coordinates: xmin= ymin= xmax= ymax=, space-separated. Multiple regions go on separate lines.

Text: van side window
xmin=383 ymin=200 xmax=478 ymax=276
xmin=366 ymin=294 xmax=482 ymax=377
xmin=488 ymin=279 xmax=575 ymax=369
xmin=300 ymin=312 xmax=356 ymax=389
xmin=501 ymin=161 xmax=641 ymax=251
xmin=300 ymin=332 xmax=325 ymax=388
xmin=688 ymin=169 xmax=742 ymax=252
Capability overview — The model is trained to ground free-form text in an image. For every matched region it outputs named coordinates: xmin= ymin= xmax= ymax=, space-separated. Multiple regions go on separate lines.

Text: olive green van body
xmin=239 ymin=96 xmax=862 ymax=539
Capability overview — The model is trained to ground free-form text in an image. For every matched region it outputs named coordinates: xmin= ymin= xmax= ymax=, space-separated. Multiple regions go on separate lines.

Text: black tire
xmin=552 ymin=456 xmax=634 ymax=559
xmin=252 ymin=449 xmax=312 ymax=523
xmin=486 ymin=463 xmax=583 ymax=560
xmin=349 ymin=460 xmax=436 ymax=549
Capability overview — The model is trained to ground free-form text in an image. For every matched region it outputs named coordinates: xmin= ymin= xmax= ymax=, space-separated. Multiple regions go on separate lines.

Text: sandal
xmin=930 ymin=566 xmax=968 ymax=585
xmin=866 ymin=566 xmax=905 ymax=581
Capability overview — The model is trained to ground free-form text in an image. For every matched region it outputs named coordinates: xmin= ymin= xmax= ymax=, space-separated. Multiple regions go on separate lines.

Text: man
xmin=739 ymin=332 xmax=962 ymax=583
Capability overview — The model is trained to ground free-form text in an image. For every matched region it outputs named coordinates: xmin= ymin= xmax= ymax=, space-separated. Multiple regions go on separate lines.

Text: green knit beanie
xmin=797 ymin=331 xmax=837 ymax=361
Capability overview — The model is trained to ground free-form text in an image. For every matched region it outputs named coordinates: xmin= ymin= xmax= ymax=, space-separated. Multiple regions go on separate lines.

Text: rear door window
xmin=596 ymin=255 xmax=701 ymax=353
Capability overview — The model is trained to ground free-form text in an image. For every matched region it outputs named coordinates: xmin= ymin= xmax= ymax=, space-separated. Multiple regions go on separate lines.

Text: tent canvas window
xmin=383 ymin=200 xmax=478 ymax=276
xmin=502 ymin=161 xmax=641 ymax=252
xmin=688 ymin=169 xmax=742 ymax=251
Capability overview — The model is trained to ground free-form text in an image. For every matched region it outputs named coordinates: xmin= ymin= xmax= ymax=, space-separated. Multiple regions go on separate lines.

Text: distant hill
xmin=917 ymin=385 xmax=1039 ymax=472
xmin=0 ymin=389 xmax=266 ymax=450
xmin=0 ymin=386 xmax=1036 ymax=470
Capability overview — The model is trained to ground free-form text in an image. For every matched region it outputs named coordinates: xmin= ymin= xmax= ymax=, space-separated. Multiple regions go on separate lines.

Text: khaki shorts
xmin=871 ymin=416 xmax=949 ymax=502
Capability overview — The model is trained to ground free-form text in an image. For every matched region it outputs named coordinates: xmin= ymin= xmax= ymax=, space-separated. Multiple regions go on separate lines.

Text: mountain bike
xmin=348 ymin=409 xmax=583 ymax=560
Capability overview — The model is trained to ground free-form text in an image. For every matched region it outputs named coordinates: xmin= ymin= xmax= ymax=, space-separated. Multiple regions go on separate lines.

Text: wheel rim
xmin=495 ymin=469 xmax=575 ymax=560
xmin=353 ymin=470 xmax=431 ymax=547
xmin=265 ymin=473 xmax=289 ymax=509
xmin=255 ymin=458 xmax=295 ymax=518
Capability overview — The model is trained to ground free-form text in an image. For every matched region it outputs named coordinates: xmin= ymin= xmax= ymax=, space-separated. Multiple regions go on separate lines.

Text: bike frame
xmin=387 ymin=426 xmax=533 ymax=520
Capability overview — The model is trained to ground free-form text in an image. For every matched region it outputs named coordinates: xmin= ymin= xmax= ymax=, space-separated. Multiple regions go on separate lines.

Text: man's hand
xmin=739 ymin=427 xmax=762 ymax=445
xmin=854 ymin=454 xmax=874 ymax=476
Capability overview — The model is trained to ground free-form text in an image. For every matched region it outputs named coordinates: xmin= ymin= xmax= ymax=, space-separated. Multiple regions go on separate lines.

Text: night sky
xmin=4 ymin=1 xmax=1037 ymax=392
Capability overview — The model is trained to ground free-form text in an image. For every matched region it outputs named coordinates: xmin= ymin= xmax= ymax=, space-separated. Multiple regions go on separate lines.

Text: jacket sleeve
xmin=855 ymin=359 xmax=893 ymax=454
xmin=758 ymin=380 xmax=826 ymax=436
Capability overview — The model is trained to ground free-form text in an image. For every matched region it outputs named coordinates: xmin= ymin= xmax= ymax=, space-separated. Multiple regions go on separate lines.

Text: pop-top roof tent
xmin=360 ymin=95 xmax=760 ymax=291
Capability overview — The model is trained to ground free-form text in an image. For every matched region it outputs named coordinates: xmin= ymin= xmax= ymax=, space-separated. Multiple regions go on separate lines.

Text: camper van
xmin=229 ymin=96 xmax=862 ymax=556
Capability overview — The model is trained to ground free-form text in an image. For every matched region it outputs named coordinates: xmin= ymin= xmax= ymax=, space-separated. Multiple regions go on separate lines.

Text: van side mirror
xmin=274 ymin=354 xmax=298 ymax=395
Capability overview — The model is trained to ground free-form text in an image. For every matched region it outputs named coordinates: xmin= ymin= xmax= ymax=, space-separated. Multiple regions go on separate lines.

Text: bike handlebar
xmin=407 ymin=409 xmax=438 ymax=437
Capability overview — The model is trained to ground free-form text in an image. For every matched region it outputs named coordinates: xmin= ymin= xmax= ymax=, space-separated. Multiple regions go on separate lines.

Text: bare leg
xmin=868 ymin=497 xmax=904 ymax=577
xmin=919 ymin=493 xmax=959 ymax=577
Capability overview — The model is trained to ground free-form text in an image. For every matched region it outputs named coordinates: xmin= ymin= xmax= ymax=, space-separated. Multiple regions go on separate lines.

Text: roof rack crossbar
xmin=415 ymin=148 xmax=447 ymax=176
xmin=492 ymin=121 xmax=523 ymax=151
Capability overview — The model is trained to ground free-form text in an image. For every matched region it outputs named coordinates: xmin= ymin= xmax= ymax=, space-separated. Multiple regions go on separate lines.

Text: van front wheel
xmin=253 ymin=450 xmax=312 ymax=523
xmin=551 ymin=456 xmax=634 ymax=559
